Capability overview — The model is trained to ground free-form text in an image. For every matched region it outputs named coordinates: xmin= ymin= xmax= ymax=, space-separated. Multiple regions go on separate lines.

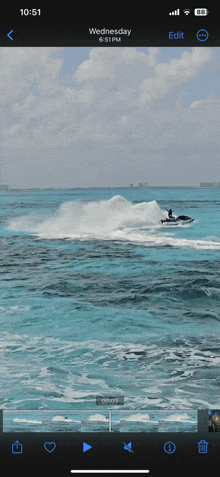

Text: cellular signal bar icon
xmin=169 ymin=9 xmax=180 ymax=15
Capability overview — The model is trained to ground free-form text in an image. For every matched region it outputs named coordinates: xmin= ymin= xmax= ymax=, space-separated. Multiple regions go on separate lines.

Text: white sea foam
xmin=0 ymin=306 xmax=30 ymax=315
xmin=159 ymin=412 xmax=196 ymax=422
xmin=13 ymin=418 xmax=42 ymax=424
xmin=52 ymin=415 xmax=80 ymax=422
xmin=8 ymin=196 xmax=162 ymax=236
xmin=7 ymin=195 xmax=220 ymax=249
xmin=87 ymin=413 xmax=109 ymax=421
xmin=121 ymin=413 xmax=155 ymax=422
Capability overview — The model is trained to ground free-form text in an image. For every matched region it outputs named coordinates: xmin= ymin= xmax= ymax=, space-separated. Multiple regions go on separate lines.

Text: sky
xmin=1 ymin=46 xmax=220 ymax=188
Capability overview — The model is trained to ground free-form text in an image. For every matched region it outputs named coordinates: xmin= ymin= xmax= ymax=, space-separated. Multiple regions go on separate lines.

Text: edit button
xmin=169 ymin=31 xmax=184 ymax=39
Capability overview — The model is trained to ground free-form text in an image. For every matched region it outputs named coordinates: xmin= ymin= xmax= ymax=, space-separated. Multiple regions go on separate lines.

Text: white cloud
xmin=1 ymin=46 xmax=220 ymax=187
xmin=0 ymin=47 xmax=63 ymax=99
xmin=189 ymin=96 xmax=219 ymax=109
xmin=0 ymin=46 xmax=214 ymax=151
xmin=140 ymin=48 xmax=212 ymax=102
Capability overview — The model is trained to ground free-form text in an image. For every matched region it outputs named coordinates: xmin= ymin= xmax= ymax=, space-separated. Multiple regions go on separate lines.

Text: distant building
xmin=138 ymin=182 xmax=148 ymax=188
xmin=0 ymin=185 xmax=9 ymax=191
xmin=129 ymin=184 xmax=133 ymax=188
xmin=200 ymin=182 xmax=220 ymax=188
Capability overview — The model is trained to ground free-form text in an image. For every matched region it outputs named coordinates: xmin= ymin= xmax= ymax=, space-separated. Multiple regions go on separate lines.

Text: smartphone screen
xmin=0 ymin=6 xmax=218 ymax=476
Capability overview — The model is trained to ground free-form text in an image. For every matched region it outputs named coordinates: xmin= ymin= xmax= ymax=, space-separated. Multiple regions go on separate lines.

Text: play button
xmin=83 ymin=442 xmax=92 ymax=452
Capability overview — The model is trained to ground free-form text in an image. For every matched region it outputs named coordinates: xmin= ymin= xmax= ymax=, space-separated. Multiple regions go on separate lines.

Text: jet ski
xmin=160 ymin=215 xmax=194 ymax=225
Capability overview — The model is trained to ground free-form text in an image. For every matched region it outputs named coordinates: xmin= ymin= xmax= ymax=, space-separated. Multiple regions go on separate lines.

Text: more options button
xmin=196 ymin=29 xmax=209 ymax=41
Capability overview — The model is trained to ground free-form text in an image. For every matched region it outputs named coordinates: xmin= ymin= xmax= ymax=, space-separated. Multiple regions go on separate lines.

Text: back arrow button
xmin=7 ymin=30 xmax=13 ymax=40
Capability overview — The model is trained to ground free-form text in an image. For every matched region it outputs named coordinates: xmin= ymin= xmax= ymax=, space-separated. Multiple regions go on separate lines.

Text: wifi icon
xmin=183 ymin=9 xmax=191 ymax=15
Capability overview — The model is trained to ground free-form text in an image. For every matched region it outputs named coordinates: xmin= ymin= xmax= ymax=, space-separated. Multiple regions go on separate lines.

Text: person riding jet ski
xmin=168 ymin=209 xmax=174 ymax=218
xmin=160 ymin=208 xmax=194 ymax=224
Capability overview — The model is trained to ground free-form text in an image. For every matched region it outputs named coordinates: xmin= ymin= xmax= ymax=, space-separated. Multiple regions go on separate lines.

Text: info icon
xmin=164 ymin=441 xmax=176 ymax=454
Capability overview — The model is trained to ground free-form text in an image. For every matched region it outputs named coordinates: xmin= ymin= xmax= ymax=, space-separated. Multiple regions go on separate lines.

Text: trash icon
xmin=198 ymin=440 xmax=208 ymax=453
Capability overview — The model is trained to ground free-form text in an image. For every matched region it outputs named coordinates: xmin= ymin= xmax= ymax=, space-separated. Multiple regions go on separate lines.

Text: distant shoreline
xmin=1 ymin=186 xmax=220 ymax=191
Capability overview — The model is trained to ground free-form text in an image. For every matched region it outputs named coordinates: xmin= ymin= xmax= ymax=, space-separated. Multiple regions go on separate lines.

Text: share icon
xmin=123 ymin=442 xmax=134 ymax=453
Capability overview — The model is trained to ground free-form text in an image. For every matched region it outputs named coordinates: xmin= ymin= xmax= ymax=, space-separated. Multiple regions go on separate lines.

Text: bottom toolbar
xmin=1 ymin=433 xmax=220 ymax=477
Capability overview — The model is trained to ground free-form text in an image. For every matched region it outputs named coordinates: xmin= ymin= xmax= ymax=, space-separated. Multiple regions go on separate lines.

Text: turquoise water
xmin=3 ymin=409 xmax=197 ymax=433
xmin=1 ymin=188 xmax=220 ymax=411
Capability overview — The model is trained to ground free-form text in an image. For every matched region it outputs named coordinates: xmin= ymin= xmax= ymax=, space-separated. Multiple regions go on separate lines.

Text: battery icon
xmin=194 ymin=9 xmax=209 ymax=16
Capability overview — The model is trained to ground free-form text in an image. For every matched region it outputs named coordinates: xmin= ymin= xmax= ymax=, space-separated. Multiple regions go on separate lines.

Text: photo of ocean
xmin=119 ymin=411 xmax=159 ymax=432
xmin=81 ymin=412 xmax=109 ymax=432
xmin=2 ymin=408 xmax=197 ymax=432
xmin=1 ymin=186 xmax=220 ymax=417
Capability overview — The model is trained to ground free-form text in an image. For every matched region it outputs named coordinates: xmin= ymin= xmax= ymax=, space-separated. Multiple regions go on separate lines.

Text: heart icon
xmin=44 ymin=442 xmax=56 ymax=453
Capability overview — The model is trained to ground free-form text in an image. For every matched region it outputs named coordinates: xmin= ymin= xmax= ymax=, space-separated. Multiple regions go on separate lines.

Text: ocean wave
xmin=87 ymin=413 xmax=109 ymax=422
xmin=13 ymin=418 xmax=42 ymax=424
xmin=0 ymin=305 xmax=30 ymax=315
xmin=1 ymin=332 xmax=220 ymax=409
xmin=7 ymin=195 xmax=220 ymax=250
xmin=121 ymin=412 xmax=155 ymax=422
xmin=52 ymin=415 xmax=80 ymax=422
xmin=158 ymin=412 xmax=195 ymax=422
